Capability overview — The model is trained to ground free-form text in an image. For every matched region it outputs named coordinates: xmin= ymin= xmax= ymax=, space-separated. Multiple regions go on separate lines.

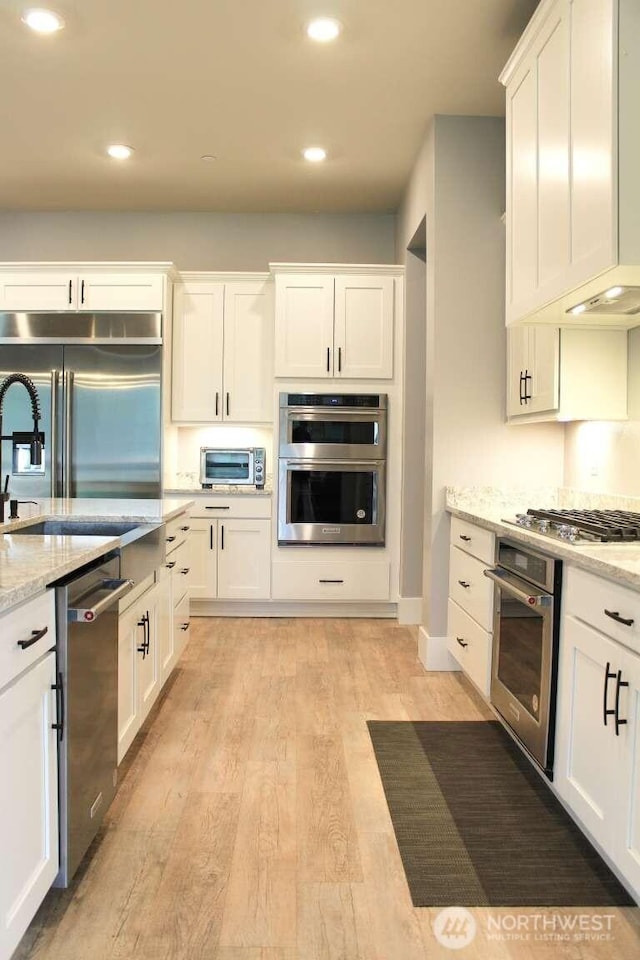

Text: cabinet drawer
xmin=165 ymin=513 xmax=191 ymax=549
xmin=272 ymin=560 xmax=389 ymax=601
xmin=447 ymin=599 xmax=491 ymax=697
xmin=170 ymin=540 xmax=191 ymax=604
xmin=0 ymin=590 xmax=56 ymax=689
xmin=564 ymin=566 xmax=640 ymax=656
xmin=450 ymin=517 xmax=495 ymax=565
xmin=174 ymin=592 xmax=191 ymax=657
xmin=448 ymin=545 xmax=493 ymax=631
xmin=189 ymin=496 xmax=272 ymax=520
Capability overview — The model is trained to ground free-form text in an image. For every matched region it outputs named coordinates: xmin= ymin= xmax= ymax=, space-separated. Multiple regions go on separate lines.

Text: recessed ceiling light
xmin=107 ymin=144 xmax=134 ymax=160
xmin=200 ymin=155 xmax=218 ymax=162
xmin=21 ymin=8 xmax=65 ymax=33
xmin=306 ymin=17 xmax=342 ymax=42
xmin=303 ymin=146 xmax=327 ymax=163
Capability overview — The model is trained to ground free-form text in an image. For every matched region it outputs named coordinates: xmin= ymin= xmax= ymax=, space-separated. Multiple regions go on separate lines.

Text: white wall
xmin=396 ymin=115 xmax=565 ymax=644
xmin=563 ymin=326 xmax=640 ymax=496
xmin=0 ymin=211 xmax=395 ymax=271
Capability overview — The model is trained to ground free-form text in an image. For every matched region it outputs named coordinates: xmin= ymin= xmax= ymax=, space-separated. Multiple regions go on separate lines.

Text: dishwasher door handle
xmin=68 ymin=578 xmax=135 ymax=622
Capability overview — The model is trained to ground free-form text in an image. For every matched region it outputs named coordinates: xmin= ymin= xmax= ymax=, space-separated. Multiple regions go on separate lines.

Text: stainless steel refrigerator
xmin=0 ymin=313 xmax=162 ymax=500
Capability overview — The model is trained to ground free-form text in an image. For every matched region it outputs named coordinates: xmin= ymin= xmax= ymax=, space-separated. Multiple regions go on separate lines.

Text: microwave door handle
xmin=483 ymin=568 xmax=551 ymax=607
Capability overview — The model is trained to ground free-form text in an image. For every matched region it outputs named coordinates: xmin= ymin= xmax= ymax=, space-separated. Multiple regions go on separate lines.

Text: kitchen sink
xmin=9 ymin=520 xmax=141 ymax=538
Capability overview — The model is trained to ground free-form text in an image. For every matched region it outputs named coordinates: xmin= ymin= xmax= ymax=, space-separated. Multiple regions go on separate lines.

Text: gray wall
xmin=0 ymin=212 xmax=396 ymax=271
xmin=396 ymin=115 xmax=565 ymax=644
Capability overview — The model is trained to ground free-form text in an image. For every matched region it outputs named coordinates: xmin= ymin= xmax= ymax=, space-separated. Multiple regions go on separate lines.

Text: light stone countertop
xmin=0 ymin=497 xmax=194 ymax=614
xmin=446 ymin=486 xmax=640 ymax=590
xmin=164 ymin=473 xmax=273 ymax=497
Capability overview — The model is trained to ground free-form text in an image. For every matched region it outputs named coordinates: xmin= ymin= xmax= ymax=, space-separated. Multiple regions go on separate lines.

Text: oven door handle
xmin=483 ymin=568 xmax=553 ymax=607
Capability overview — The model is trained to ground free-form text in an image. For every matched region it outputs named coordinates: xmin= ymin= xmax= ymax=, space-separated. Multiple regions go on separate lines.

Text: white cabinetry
xmin=0 ymin=591 xmax=58 ymax=960
xmin=446 ymin=517 xmax=494 ymax=696
xmin=158 ymin=514 xmax=191 ymax=684
xmin=272 ymin=266 xmax=395 ymax=379
xmin=507 ymin=326 xmax=628 ymax=420
xmin=117 ymin=578 xmax=161 ymax=763
xmin=556 ymin=567 xmax=640 ymax=900
xmin=171 ymin=276 xmax=273 ymax=423
xmin=189 ymin=497 xmax=271 ymax=601
xmin=501 ymin=0 xmax=640 ymax=327
xmin=0 ymin=267 xmax=167 ymax=311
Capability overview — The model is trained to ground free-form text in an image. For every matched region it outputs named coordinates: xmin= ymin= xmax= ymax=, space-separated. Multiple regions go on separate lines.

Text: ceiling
xmin=0 ymin=0 xmax=539 ymax=213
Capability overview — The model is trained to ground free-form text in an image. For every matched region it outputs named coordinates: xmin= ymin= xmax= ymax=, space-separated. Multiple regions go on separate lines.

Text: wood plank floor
xmin=16 ymin=617 xmax=640 ymax=960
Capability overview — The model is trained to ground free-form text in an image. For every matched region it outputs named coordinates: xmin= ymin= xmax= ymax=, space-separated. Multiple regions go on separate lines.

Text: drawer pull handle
xmin=166 ymin=561 xmax=177 ymax=569
xmin=459 ymin=534 xmax=472 ymax=542
xmin=180 ymin=525 xmax=190 ymax=532
xmin=180 ymin=622 xmax=191 ymax=632
xmin=205 ymin=506 xmax=230 ymax=510
xmin=319 ymin=579 xmax=344 ymax=584
xmin=18 ymin=625 xmax=48 ymax=649
xmin=614 ymin=670 xmax=629 ymax=736
xmin=166 ymin=535 xmax=177 ymax=543
xmin=604 ymin=609 xmax=634 ymax=627
xmin=456 ymin=637 xmax=468 ymax=648
xmin=51 ymin=671 xmax=64 ymax=741
xmin=180 ymin=568 xmax=190 ymax=575
xmin=457 ymin=580 xmax=471 ymax=589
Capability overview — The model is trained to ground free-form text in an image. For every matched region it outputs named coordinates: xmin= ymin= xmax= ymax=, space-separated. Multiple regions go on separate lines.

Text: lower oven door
xmin=278 ymin=459 xmax=386 ymax=545
xmin=484 ymin=566 xmax=556 ymax=775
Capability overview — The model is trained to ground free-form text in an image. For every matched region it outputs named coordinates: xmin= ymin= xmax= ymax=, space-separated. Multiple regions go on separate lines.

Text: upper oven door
xmin=279 ymin=407 xmax=387 ymax=460
xmin=278 ymin=459 xmax=386 ymax=545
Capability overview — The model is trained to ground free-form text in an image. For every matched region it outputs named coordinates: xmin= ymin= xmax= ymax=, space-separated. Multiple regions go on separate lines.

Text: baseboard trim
xmin=191 ymin=600 xmax=398 ymax=619
xmin=418 ymin=626 xmax=460 ymax=671
xmin=397 ymin=597 xmax=422 ymax=625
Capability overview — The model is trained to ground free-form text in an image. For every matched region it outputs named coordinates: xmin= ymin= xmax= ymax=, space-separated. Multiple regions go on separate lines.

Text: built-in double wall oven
xmin=278 ymin=392 xmax=387 ymax=545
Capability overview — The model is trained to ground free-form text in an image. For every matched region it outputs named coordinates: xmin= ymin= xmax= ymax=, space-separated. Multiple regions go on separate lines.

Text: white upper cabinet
xmin=501 ymin=0 xmax=640 ymax=327
xmin=507 ymin=326 xmax=627 ymax=421
xmin=171 ymin=276 xmax=273 ymax=424
xmin=272 ymin=266 xmax=395 ymax=379
xmin=0 ymin=266 xmax=168 ymax=312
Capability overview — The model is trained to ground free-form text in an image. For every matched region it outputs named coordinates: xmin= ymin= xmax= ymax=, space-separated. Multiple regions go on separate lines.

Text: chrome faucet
xmin=0 ymin=373 xmax=43 ymax=523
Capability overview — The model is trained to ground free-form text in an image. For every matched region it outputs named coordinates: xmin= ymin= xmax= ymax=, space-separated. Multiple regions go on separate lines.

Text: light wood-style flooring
xmin=16 ymin=617 xmax=640 ymax=960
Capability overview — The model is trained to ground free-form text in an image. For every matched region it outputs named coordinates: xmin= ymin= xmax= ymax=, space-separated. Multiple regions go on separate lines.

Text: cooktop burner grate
xmin=527 ymin=508 xmax=640 ymax=542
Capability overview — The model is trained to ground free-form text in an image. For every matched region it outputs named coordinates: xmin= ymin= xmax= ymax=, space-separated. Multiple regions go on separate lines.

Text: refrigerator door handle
xmin=63 ymin=371 xmax=74 ymax=498
xmin=50 ymin=370 xmax=60 ymax=497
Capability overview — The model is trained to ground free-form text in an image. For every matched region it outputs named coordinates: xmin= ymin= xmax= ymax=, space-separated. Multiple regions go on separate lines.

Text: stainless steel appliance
xmin=278 ymin=393 xmax=387 ymax=546
xmin=503 ymin=507 xmax=640 ymax=544
xmin=484 ymin=539 xmax=562 ymax=778
xmin=200 ymin=446 xmax=265 ymax=489
xmin=0 ymin=313 xmax=162 ymax=500
xmin=53 ymin=520 xmax=165 ymax=886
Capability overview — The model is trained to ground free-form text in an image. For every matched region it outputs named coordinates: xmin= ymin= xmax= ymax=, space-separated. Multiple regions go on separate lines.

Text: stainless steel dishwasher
xmin=53 ymin=554 xmax=134 ymax=887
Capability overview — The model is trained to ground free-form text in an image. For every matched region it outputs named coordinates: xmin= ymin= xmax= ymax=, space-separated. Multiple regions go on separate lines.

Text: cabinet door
xmin=0 ymin=272 xmax=74 ymax=310
xmin=223 ymin=280 xmax=274 ymax=422
xmin=569 ymin=0 xmax=616 ymax=282
xmin=506 ymin=62 xmax=538 ymax=319
xmin=274 ymin=274 xmax=335 ymax=377
xmin=157 ymin=562 xmax=175 ymax=685
xmin=527 ymin=326 xmax=559 ymax=413
xmin=188 ymin=519 xmax=218 ymax=600
xmin=0 ymin=652 xmax=58 ymax=960
xmin=172 ymin=282 xmax=224 ymax=421
xmin=555 ymin=615 xmax=621 ymax=852
xmin=614 ymin=643 xmax=640 ymax=896
xmin=77 ymin=274 xmax=164 ymax=311
xmin=506 ymin=327 xmax=529 ymax=416
xmin=334 ymin=275 xmax=394 ymax=379
xmin=117 ymin=601 xmax=142 ymax=763
xmin=217 ymin=519 xmax=271 ymax=600
xmin=137 ymin=584 xmax=161 ymax=723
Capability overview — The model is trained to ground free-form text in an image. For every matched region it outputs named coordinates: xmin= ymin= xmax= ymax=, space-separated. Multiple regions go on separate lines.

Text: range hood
xmin=566 ymin=285 xmax=640 ymax=319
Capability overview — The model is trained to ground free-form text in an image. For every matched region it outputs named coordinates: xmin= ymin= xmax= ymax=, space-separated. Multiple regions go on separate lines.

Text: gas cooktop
xmin=502 ymin=508 xmax=640 ymax=544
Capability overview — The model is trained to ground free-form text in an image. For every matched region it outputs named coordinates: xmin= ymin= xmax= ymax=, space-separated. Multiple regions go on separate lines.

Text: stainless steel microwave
xmin=199 ymin=447 xmax=266 ymax=488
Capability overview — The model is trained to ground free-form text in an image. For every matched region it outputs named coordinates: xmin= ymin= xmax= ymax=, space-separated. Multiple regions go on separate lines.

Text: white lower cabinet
xmin=556 ymin=567 xmax=640 ymax=900
xmin=271 ymin=558 xmax=390 ymax=601
xmin=158 ymin=519 xmax=192 ymax=684
xmin=117 ymin=579 xmax=161 ymax=763
xmin=446 ymin=518 xmax=495 ymax=696
xmin=190 ymin=518 xmax=271 ymax=600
